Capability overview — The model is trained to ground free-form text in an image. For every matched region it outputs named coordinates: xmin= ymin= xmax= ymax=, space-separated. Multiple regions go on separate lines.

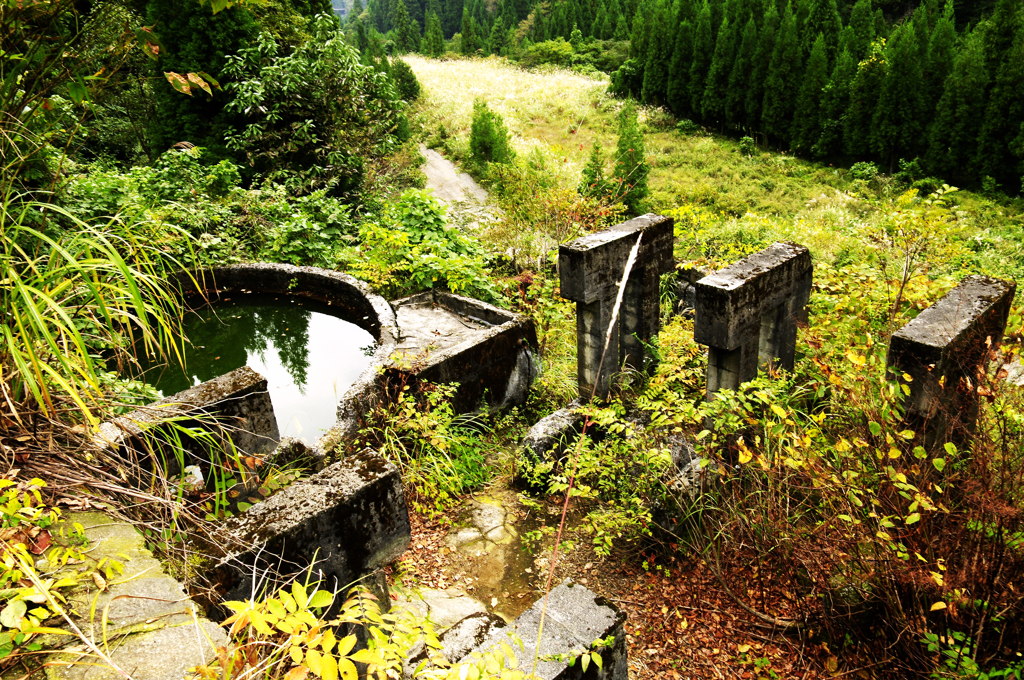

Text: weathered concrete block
xmin=96 ymin=366 xmax=280 ymax=470
xmin=559 ymin=214 xmax=674 ymax=304
xmin=216 ymin=449 xmax=410 ymax=602
xmin=888 ymin=275 xmax=1016 ymax=448
xmin=695 ymin=242 xmax=812 ymax=397
xmin=405 ymin=611 xmax=506 ymax=677
xmin=462 ymin=582 xmax=628 ymax=679
xmin=389 ymin=290 xmax=538 ymax=412
xmin=694 ymin=242 xmax=811 ymax=349
xmin=559 ymin=214 xmax=675 ymax=398
xmin=521 ymin=402 xmax=585 ymax=461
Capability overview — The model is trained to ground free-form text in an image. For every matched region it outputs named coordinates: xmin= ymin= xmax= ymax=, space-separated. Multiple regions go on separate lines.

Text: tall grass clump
xmin=0 ymin=201 xmax=188 ymax=429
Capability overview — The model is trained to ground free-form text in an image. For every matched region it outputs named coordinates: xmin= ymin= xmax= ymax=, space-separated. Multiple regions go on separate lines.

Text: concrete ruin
xmin=215 ymin=449 xmax=410 ymax=604
xmin=559 ymin=214 xmax=675 ymax=398
xmin=454 ymin=581 xmax=628 ymax=679
xmin=694 ymin=242 xmax=812 ymax=398
xmin=888 ymin=275 xmax=1016 ymax=449
xmin=171 ymin=263 xmax=400 ymax=446
xmin=94 ymin=366 xmax=280 ymax=492
xmin=389 ymin=290 xmax=538 ymax=412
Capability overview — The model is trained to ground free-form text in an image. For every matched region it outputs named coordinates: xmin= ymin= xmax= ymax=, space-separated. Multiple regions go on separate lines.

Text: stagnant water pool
xmin=143 ymin=293 xmax=376 ymax=443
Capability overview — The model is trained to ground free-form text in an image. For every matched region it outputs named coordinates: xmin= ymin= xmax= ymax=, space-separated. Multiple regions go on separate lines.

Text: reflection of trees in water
xmin=147 ymin=296 xmax=312 ymax=395
xmin=253 ymin=303 xmax=310 ymax=388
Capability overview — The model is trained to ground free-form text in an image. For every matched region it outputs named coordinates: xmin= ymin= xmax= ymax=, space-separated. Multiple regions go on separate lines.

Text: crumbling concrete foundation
xmin=888 ymin=275 xmax=1016 ymax=449
xmin=559 ymin=214 xmax=674 ymax=398
xmin=694 ymin=242 xmax=812 ymax=398
xmin=215 ymin=449 xmax=410 ymax=604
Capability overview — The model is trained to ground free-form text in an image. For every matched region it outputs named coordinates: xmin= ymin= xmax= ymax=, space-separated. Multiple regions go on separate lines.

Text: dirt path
xmin=420 ymin=145 xmax=501 ymax=232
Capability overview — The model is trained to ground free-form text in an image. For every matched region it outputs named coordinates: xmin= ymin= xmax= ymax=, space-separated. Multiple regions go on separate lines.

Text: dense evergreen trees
xmin=612 ymin=0 xmax=1024 ymax=192
xmin=356 ymin=0 xmax=1023 ymax=192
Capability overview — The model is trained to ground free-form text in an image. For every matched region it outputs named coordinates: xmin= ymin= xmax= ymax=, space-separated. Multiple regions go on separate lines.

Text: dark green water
xmin=143 ymin=294 xmax=375 ymax=443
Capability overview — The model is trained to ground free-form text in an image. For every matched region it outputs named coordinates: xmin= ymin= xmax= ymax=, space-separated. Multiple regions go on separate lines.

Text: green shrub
xmin=223 ymin=14 xmax=405 ymax=196
xmin=739 ymin=136 xmax=757 ymax=156
xmin=347 ymin=189 xmax=498 ymax=301
xmin=517 ymin=38 xmax=575 ymax=68
xmin=388 ymin=58 xmax=421 ymax=101
xmin=355 ymin=382 xmax=492 ymax=517
xmin=469 ymin=99 xmax=516 ymax=170
xmin=850 ymin=160 xmax=881 ymax=182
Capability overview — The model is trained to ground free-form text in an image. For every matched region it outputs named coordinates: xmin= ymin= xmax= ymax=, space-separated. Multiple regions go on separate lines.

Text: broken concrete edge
xmin=169 ymin=263 xmax=399 ymax=347
xmin=886 ymin=275 xmax=1017 ymax=439
xmin=457 ymin=581 xmax=628 ymax=680
xmin=520 ymin=400 xmax=586 ymax=462
xmin=889 ymin=275 xmax=1016 ymax=361
xmin=94 ymin=366 xmax=278 ymax=475
xmin=386 ymin=290 xmax=539 ymax=412
xmin=693 ymin=242 xmax=812 ymax=349
xmin=40 ymin=511 xmax=228 ymax=680
xmin=212 ymin=449 xmax=411 ymax=609
xmin=404 ymin=611 xmax=507 ymax=678
xmin=559 ymin=213 xmax=675 ymax=304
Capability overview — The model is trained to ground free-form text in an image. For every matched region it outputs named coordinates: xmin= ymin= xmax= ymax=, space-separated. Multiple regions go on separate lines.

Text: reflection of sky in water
xmin=245 ymin=311 xmax=374 ymax=441
xmin=146 ymin=296 xmax=375 ymax=445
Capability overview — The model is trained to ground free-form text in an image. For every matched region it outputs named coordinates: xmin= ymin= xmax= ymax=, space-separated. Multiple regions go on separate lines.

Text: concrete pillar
xmin=559 ymin=214 xmax=675 ymax=399
xmin=694 ymin=242 xmax=812 ymax=399
xmin=888 ymin=275 xmax=1016 ymax=450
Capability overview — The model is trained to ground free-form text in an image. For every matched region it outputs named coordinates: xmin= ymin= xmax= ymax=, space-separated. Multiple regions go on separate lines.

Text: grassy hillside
xmin=407 ymin=55 xmax=1024 ymax=283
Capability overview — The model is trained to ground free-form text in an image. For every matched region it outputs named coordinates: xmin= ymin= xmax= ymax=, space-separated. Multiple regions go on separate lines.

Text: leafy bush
xmin=388 ymin=58 xmax=421 ymax=101
xmin=739 ymin=136 xmax=757 ymax=156
xmin=347 ymin=189 xmax=498 ymax=301
xmin=675 ymin=119 xmax=701 ymax=135
xmin=850 ymin=160 xmax=881 ymax=182
xmin=613 ymin=100 xmax=649 ymax=215
xmin=469 ymin=99 xmax=516 ymax=170
xmin=223 ymin=14 xmax=406 ymax=196
xmin=355 ymin=382 xmax=492 ymax=517
xmin=517 ymin=38 xmax=575 ymax=68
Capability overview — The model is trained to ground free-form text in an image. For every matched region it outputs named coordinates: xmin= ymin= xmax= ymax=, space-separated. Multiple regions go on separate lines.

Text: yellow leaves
xmin=930 ymin=601 xmax=947 ymax=611
xmin=337 ymin=634 xmax=356 ymax=656
xmin=846 ymin=349 xmax=867 ymax=367
xmin=320 ymin=652 xmax=338 ymax=680
xmin=769 ymin=404 xmax=787 ymax=419
xmin=163 ymin=71 xmax=220 ymax=97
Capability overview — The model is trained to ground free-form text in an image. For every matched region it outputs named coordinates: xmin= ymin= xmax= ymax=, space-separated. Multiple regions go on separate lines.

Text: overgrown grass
xmin=407 ymin=55 xmax=1024 ymax=282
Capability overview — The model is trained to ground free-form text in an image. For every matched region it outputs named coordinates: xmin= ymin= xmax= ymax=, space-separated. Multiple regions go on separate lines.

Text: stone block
xmin=694 ymin=242 xmax=811 ymax=350
xmin=558 ymin=214 xmax=675 ymax=398
xmin=45 ymin=512 xmax=227 ymax=680
xmin=96 ymin=366 xmax=280 ymax=471
xmin=521 ymin=402 xmax=585 ymax=461
xmin=389 ymin=290 xmax=538 ymax=412
xmin=559 ymin=214 xmax=674 ymax=304
xmin=888 ymin=275 xmax=1016 ymax=447
xmin=463 ymin=582 xmax=628 ymax=679
xmin=216 ymin=449 xmax=410 ymax=602
xmin=695 ymin=242 xmax=812 ymax=398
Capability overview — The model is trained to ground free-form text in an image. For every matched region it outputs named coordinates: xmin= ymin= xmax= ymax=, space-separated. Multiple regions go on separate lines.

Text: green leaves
xmin=2 ymin=203 xmax=187 ymax=425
